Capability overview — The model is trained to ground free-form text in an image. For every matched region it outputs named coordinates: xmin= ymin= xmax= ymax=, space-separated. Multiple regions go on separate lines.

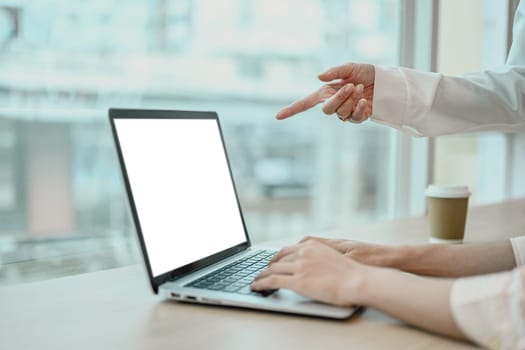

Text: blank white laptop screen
xmin=113 ymin=118 xmax=247 ymax=277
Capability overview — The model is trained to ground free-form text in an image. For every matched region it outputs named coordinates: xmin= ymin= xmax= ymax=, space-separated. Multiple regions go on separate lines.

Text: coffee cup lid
xmin=425 ymin=185 xmax=470 ymax=198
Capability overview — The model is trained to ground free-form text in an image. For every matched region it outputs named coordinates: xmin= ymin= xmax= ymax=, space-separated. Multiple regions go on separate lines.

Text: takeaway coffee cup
xmin=425 ymin=185 xmax=470 ymax=244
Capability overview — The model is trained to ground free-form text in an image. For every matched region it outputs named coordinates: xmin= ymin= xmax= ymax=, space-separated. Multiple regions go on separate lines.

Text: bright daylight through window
xmin=0 ymin=0 xmax=401 ymax=286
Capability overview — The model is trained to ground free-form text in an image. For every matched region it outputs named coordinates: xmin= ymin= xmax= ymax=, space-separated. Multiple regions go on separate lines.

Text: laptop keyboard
xmin=186 ymin=250 xmax=276 ymax=296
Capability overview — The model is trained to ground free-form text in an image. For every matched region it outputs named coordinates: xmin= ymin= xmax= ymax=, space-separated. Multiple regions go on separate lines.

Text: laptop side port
xmin=170 ymin=292 xmax=181 ymax=298
xmin=185 ymin=295 xmax=197 ymax=301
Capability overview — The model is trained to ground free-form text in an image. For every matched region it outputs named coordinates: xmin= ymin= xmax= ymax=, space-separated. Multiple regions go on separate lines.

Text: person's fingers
xmin=299 ymin=236 xmax=359 ymax=256
xmin=275 ymin=84 xmax=341 ymax=120
xmin=251 ymin=274 xmax=295 ymax=291
xmin=269 ymin=240 xmax=322 ymax=263
xmin=350 ymin=99 xmax=369 ymax=123
xmin=318 ymin=63 xmax=357 ymax=82
xmin=314 ymin=238 xmax=348 ymax=250
xmin=334 ymin=84 xmax=364 ymax=120
xmin=275 ymin=94 xmax=320 ymax=120
xmin=269 ymin=244 xmax=300 ymax=263
xmin=254 ymin=262 xmax=297 ymax=280
xmin=299 ymin=236 xmax=320 ymax=243
xmin=300 ymin=236 xmax=336 ymax=246
xmin=277 ymin=252 xmax=299 ymax=263
xmin=321 ymin=83 xmax=355 ymax=115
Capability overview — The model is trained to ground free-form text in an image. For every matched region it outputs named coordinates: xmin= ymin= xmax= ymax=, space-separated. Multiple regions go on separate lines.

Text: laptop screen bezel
xmin=109 ymin=108 xmax=252 ymax=293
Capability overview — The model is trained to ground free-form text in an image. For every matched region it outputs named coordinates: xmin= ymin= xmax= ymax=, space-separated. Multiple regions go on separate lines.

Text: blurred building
xmin=0 ymin=0 xmax=399 ymax=285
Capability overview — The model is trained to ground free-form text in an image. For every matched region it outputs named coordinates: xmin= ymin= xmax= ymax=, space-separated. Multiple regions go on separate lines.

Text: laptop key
xmin=208 ymin=285 xmax=225 ymax=291
xmin=237 ymin=287 xmax=253 ymax=295
xmin=224 ymin=285 xmax=242 ymax=292
xmin=185 ymin=250 xmax=276 ymax=293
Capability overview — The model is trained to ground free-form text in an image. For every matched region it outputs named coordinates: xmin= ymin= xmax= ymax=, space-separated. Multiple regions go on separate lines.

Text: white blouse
xmin=369 ymin=1 xmax=525 ymax=348
xmin=371 ymin=3 xmax=525 ymax=137
xmin=451 ymin=238 xmax=525 ymax=349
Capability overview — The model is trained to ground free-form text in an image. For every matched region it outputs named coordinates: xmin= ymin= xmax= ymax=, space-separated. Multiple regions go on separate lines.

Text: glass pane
xmin=434 ymin=0 xmax=515 ymax=205
xmin=0 ymin=0 xmax=401 ymax=286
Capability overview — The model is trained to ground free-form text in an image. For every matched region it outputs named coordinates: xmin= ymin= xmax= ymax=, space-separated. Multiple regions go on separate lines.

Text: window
xmin=434 ymin=0 xmax=525 ymax=204
xmin=3 ymin=0 xmax=521 ymax=287
xmin=0 ymin=0 xmax=404 ymax=286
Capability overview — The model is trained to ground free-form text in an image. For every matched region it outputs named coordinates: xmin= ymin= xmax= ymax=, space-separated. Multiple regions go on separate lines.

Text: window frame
xmin=386 ymin=0 xmax=439 ymax=218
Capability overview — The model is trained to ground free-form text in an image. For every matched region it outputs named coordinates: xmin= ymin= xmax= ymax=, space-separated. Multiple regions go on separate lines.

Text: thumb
xmin=318 ymin=63 xmax=357 ymax=82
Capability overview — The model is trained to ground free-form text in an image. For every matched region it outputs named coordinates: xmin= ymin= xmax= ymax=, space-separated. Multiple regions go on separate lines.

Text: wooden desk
xmin=1 ymin=199 xmax=524 ymax=350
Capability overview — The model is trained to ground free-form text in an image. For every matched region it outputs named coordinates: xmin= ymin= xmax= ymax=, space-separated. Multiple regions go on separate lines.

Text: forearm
xmin=354 ymin=266 xmax=465 ymax=339
xmin=392 ymin=240 xmax=516 ymax=277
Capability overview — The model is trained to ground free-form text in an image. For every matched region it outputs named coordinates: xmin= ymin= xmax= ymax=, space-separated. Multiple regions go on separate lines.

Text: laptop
xmin=109 ymin=108 xmax=358 ymax=319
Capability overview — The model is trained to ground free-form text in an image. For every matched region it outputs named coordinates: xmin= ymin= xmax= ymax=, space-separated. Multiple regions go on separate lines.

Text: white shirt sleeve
xmin=451 ymin=267 xmax=525 ymax=350
xmin=371 ymin=2 xmax=525 ymax=137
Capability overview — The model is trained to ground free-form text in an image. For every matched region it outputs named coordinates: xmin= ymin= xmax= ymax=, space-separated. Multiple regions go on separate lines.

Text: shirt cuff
xmin=370 ymin=65 xmax=407 ymax=131
xmin=511 ymin=236 xmax=525 ymax=266
xmin=451 ymin=268 xmax=525 ymax=349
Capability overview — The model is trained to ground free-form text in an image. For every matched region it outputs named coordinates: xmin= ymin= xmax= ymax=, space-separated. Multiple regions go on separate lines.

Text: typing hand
xmin=251 ymin=240 xmax=364 ymax=306
xmin=299 ymin=236 xmax=399 ymax=269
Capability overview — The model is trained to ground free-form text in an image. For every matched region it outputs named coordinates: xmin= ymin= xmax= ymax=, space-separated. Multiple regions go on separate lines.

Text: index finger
xmin=269 ymin=244 xmax=301 ymax=263
xmin=276 ymin=91 xmax=323 ymax=120
xmin=300 ymin=236 xmax=332 ymax=244
xmin=275 ymin=83 xmax=341 ymax=120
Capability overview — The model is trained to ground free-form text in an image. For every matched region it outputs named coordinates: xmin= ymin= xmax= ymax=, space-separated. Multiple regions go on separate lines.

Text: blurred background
xmin=0 ymin=0 xmax=523 ymax=286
